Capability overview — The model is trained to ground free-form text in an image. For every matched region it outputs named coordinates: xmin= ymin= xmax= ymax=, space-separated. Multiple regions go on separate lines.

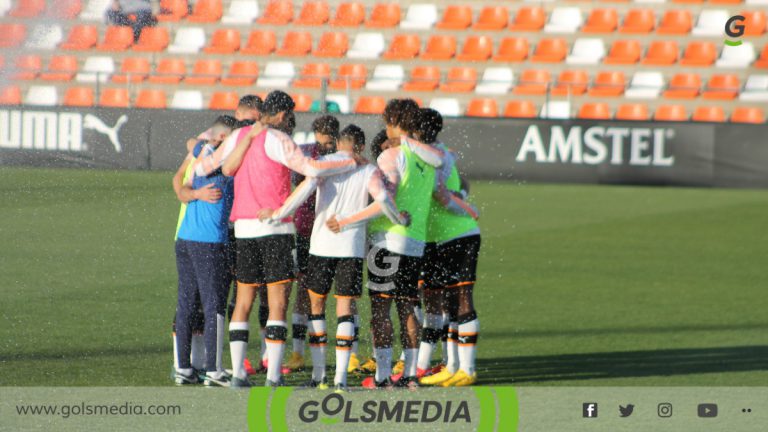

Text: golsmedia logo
xmin=724 ymin=15 xmax=745 ymax=46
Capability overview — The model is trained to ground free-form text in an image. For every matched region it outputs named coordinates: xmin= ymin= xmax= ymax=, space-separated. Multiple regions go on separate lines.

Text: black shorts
xmin=367 ymin=246 xmax=422 ymax=300
xmin=236 ymin=235 xmax=295 ymax=286
xmin=305 ymin=255 xmax=363 ymax=298
xmin=295 ymin=234 xmax=311 ymax=275
xmin=422 ymin=235 xmax=481 ymax=290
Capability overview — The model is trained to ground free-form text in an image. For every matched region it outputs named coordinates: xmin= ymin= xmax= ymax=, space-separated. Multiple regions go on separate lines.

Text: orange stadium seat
xmin=514 ymin=69 xmax=551 ymax=95
xmin=0 ymin=24 xmax=27 ymax=48
xmin=133 ymin=27 xmax=170 ymax=52
xmin=619 ymin=9 xmax=655 ymax=34
xmin=330 ymin=2 xmax=365 ymax=27
xmin=436 ymin=5 xmax=473 ymax=30
xmin=157 ymin=0 xmax=188 ymax=22
xmin=11 ymin=55 xmax=42 ymax=80
xmin=421 ymin=35 xmax=457 ymax=60
xmin=672 ymin=0 xmax=702 ymax=3
xmin=135 ymin=89 xmax=168 ymax=109
xmin=9 ymin=0 xmax=45 ymax=18
xmin=531 ymin=38 xmax=567 ymax=63
xmin=402 ymin=66 xmax=441 ymax=91
xmin=242 ymin=30 xmax=277 ymax=55
xmin=221 ymin=61 xmax=259 ymax=86
xmin=663 ymin=73 xmax=702 ymax=99
xmin=277 ymin=32 xmax=313 ymax=56
xmin=711 ymin=0 xmax=741 ymax=3
xmin=63 ymin=87 xmax=94 ymax=107
xmin=654 ymin=105 xmax=688 ymax=121
xmin=40 ymin=56 xmax=78 ymax=81
xmin=149 ymin=58 xmax=186 ymax=84
xmin=756 ymin=45 xmax=768 ymax=68
xmin=97 ymin=26 xmax=134 ymax=51
xmin=605 ymin=40 xmax=642 ymax=64
xmin=313 ymin=32 xmax=349 ymax=57
xmin=552 ymin=70 xmax=589 ymax=96
xmin=642 ymin=40 xmax=679 ymax=65
xmin=204 ymin=29 xmax=241 ymax=54
xmin=457 ymin=36 xmax=494 ymax=61
xmin=493 ymin=37 xmax=528 ymax=62
xmin=439 ymin=67 xmax=477 ymax=92
xmin=366 ymin=4 xmax=401 ymax=28
xmin=330 ymin=64 xmax=367 ymax=89
xmin=99 ymin=88 xmax=130 ymax=108
xmin=383 ymin=34 xmax=421 ymax=59
xmin=292 ymin=94 xmax=313 ymax=112
xmin=589 ymin=71 xmax=626 ymax=97
xmin=209 ymin=92 xmax=240 ymax=110
xmin=259 ymin=0 xmax=294 ymax=24
xmin=692 ymin=106 xmax=726 ymax=122
xmin=296 ymin=1 xmax=330 ymax=26
xmin=742 ymin=11 xmax=767 ymax=36
xmin=293 ymin=63 xmax=331 ymax=88
xmin=731 ymin=107 xmax=765 ymax=124
xmin=188 ymin=0 xmax=223 ymax=22
xmin=577 ymin=103 xmax=612 ymax=119
xmin=509 ymin=7 xmax=546 ymax=32
xmin=185 ymin=59 xmax=222 ymax=85
xmin=702 ymin=74 xmax=740 ymax=100
xmin=60 ymin=25 xmax=98 ymax=50
xmin=354 ymin=96 xmax=387 ymax=114
xmin=0 ymin=86 xmax=22 ymax=105
xmin=466 ymin=99 xmax=499 ymax=117
xmin=657 ymin=10 xmax=692 ymax=35
xmin=504 ymin=100 xmax=537 ymax=118
xmin=582 ymin=9 xmax=618 ymax=33
xmin=615 ymin=103 xmax=649 ymax=121
xmin=51 ymin=0 xmax=83 ymax=19
xmin=680 ymin=42 xmax=717 ymax=66
xmin=473 ymin=6 xmax=509 ymax=31
xmin=112 ymin=57 xmax=150 ymax=83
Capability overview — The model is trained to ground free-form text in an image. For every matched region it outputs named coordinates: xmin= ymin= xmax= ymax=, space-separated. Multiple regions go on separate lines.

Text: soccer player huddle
xmin=171 ymin=91 xmax=481 ymax=391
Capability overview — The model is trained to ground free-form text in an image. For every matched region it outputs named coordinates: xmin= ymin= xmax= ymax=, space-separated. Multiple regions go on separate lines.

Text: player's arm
xmin=262 ymin=177 xmax=319 ymax=222
xmin=221 ymin=124 xmax=264 ymax=177
xmin=187 ymin=130 xmax=238 ymax=182
xmin=267 ymin=131 xmax=357 ymax=177
xmin=328 ymin=170 xmax=408 ymax=233
xmin=433 ymin=163 xmax=479 ymax=220
xmin=173 ymin=153 xmax=221 ymax=204
xmin=376 ymin=147 xmax=402 ymax=196
xmin=404 ymin=137 xmax=444 ymax=168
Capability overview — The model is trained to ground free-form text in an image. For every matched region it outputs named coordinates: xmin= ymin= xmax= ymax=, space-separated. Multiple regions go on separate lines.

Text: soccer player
xmin=172 ymin=115 xmax=238 ymax=386
xmin=188 ymin=95 xmax=262 ymax=149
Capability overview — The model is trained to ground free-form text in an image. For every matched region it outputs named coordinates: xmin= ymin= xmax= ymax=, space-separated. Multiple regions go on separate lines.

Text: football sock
xmin=404 ymin=348 xmax=418 ymax=378
xmin=335 ymin=315 xmax=355 ymax=386
xmin=441 ymin=311 xmax=450 ymax=365
xmin=417 ymin=313 xmax=443 ymax=370
xmin=291 ymin=313 xmax=307 ymax=355
xmin=265 ymin=320 xmax=287 ymax=383
xmin=351 ymin=314 xmax=360 ymax=355
xmin=457 ymin=311 xmax=479 ymax=375
xmin=374 ymin=346 xmax=393 ymax=383
xmin=446 ymin=321 xmax=459 ymax=374
xmin=229 ymin=322 xmax=249 ymax=380
xmin=308 ymin=314 xmax=327 ymax=382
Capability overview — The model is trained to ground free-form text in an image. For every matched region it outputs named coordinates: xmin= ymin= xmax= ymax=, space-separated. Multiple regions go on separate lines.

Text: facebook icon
xmin=583 ymin=403 xmax=598 ymax=418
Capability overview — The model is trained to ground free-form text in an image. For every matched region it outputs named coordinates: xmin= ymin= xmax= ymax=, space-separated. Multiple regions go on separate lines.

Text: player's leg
xmin=287 ymin=235 xmax=311 ymax=370
xmin=346 ymin=299 xmax=362 ymax=373
xmin=257 ymin=286 xmax=269 ymax=369
xmin=304 ymin=254 xmax=335 ymax=388
xmin=332 ymin=258 xmax=363 ymax=391
xmin=174 ymin=240 xmax=201 ymax=385
xmin=369 ymin=294 xmax=394 ymax=387
xmin=417 ymin=243 xmax=444 ymax=377
xmin=392 ymin=254 xmax=422 ymax=388
xmin=229 ymin=238 xmax=265 ymax=387
xmin=262 ymin=234 xmax=297 ymax=386
xmin=189 ymin=294 xmax=205 ymax=372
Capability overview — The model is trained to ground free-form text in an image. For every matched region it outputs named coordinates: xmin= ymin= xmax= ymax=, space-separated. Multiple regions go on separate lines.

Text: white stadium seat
xmin=326 ymin=94 xmax=351 ymax=114
xmin=76 ymin=56 xmax=114 ymax=83
xmin=366 ymin=64 xmax=404 ymax=91
xmin=566 ymin=38 xmax=605 ymax=65
xmin=429 ymin=98 xmax=461 ymax=117
xmin=168 ymin=27 xmax=206 ymax=54
xmin=716 ymin=42 xmax=756 ymax=69
xmin=25 ymin=86 xmax=58 ymax=106
xmin=692 ymin=10 xmax=729 ymax=36
xmin=256 ymin=62 xmax=295 ymax=88
xmin=544 ymin=7 xmax=583 ymax=34
xmin=25 ymin=24 xmax=63 ymax=50
xmin=540 ymin=101 xmax=571 ymax=119
xmin=400 ymin=4 xmax=438 ymax=30
xmin=634 ymin=0 xmax=665 ymax=3
xmin=625 ymin=72 xmax=664 ymax=99
xmin=171 ymin=90 xmax=203 ymax=110
xmin=746 ymin=0 xmax=768 ymax=4
xmin=347 ymin=33 xmax=385 ymax=59
xmin=79 ymin=0 xmax=111 ymax=21
xmin=475 ymin=67 xmax=513 ymax=95
xmin=0 ymin=0 xmax=13 ymax=17
xmin=221 ymin=0 xmax=260 ymax=24
xmin=740 ymin=75 xmax=768 ymax=101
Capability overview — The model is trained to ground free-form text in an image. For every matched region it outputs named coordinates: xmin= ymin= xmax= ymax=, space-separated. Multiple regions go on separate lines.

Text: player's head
xmin=416 ymin=108 xmax=443 ymax=144
xmin=261 ymin=91 xmax=295 ymax=128
xmin=273 ymin=110 xmax=296 ymax=136
xmin=338 ymin=124 xmax=366 ymax=155
xmin=312 ymin=115 xmax=340 ymax=155
xmin=383 ymin=98 xmax=420 ymax=139
xmin=370 ymin=129 xmax=389 ymax=161
xmin=210 ymin=115 xmax=238 ymax=146
xmin=235 ymin=95 xmax=263 ymax=121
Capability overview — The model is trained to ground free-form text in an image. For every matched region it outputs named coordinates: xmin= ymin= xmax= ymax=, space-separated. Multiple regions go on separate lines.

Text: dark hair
xmin=237 ymin=95 xmax=262 ymax=111
xmin=262 ymin=90 xmax=295 ymax=116
xmin=383 ymin=99 xmax=420 ymax=132
xmin=340 ymin=124 xmax=365 ymax=151
xmin=236 ymin=119 xmax=255 ymax=128
xmin=213 ymin=115 xmax=238 ymax=129
xmin=370 ymin=129 xmax=389 ymax=161
xmin=273 ymin=111 xmax=296 ymax=135
xmin=417 ymin=108 xmax=443 ymax=144
xmin=311 ymin=115 xmax=340 ymax=138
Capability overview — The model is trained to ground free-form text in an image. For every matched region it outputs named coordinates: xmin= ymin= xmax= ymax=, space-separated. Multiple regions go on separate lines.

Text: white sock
xmin=441 ymin=312 xmax=450 ymax=365
xmin=215 ymin=314 xmax=225 ymax=372
xmin=414 ymin=304 xmax=423 ymax=325
xmin=229 ymin=322 xmax=249 ymax=380
xmin=374 ymin=347 xmax=393 ymax=382
xmin=404 ymin=348 xmax=418 ymax=378
xmin=399 ymin=350 xmax=405 ymax=362
xmin=176 ymin=367 xmax=193 ymax=376
xmin=265 ymin=320 xmax=287 ymax=383
xmin=172 ymin=332 xmax=179 ymax=370
xmin=458 ymin=315 xmax=479 ymax=375
xmin=190 ymin=334 xmax=204 ymax=370
xmin=335 ymin=320 xmax=355 ymax=386
xmin=259 ymin=327 xmax=267 ymax=362
xmin=292 ymin=313 xmax=307 ymax=355
xmin=308 ymin=315 xmax=327 ymax=382
xmin=351 ymin=314 xmax=360 ymax=355
xmin=447 ymin=322 xmax=459 ymax=374
xmin=417 ymin=313 xmax=443 ymax=370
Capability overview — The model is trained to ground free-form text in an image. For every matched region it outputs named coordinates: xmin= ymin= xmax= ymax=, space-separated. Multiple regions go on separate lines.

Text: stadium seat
xmin=731 ymin=107 xmax=765 ymax=123
xmin=188 ymin=0 xmax=223 ymax=22
xmin=185 ymin=59 xmax=222 ymax=85
xmin=540 ymin=101 xmax=571 ymax=119
xmin=531 ymin=38 xmax=568 ymax=63
xmin=293 ymin=63 xmax=331 ymax=88
xmin=457 ymin=36 xmax=494 ymax=61
xmin=577 ymin=103 xmax=611 ymax=119
xmin=325 ymin=94 xmax=351 ymax=113
xmin=62 ymin=87 xmax=94 ymax=107
xmin=168 ymin=27 xmax=206 ymax=54
xmin=605 ymin=40 xmax=642 ymax=64
xmin=680 ymin=41 xmax=717 ymax=66
xmin=504 ymin=100 xmax=537 ymax=118
xmin=619 ymin=9 xmax=655 ymax=34
xmin=740 ymin=74 xmax=768 ymax=101
xmin=663 ymin=73 xmax=702 ymax=99
xmin=702 ymin=74 xmax=740 ymax=99
xmin=692 ymin=9 xmax=729 ymax=36
xmin=654 ymin=105 xmax=688 ymax=121
xmin=582 ymin=9 xmax=618 ymax=33
xmin=658 ymin=10 xmax=692 ymax=34
xmin=0 ymin=85 xmax=22 ymax=105
xmin=171 ymin=90 xmax=204 ymax=110
xmin=588 ymin=71 xmax=626 ymax=97
xmin=544 ymin=7 xmax=583 ymax=33
xmin=329 ymin=64 xmax=367 ymax=89
xmin=436 ymin=5 xmax=472 ymax=30
xmin=439 ymin=67 xmax=477 ymax=92
xmin=24 ymin=85 xmax=57 ymax=106
xmin=112 ymin=57 xmax=150 ymax=83
xmin=493 ymin=37 xmax=529 ymax=62
xmin=97 ymin=26 xmax=133 ymax=51
xmin=514 ymin=69 xmax=551 ymax=95
xmin=296 ymin=0 xmax=329 ymax=26
xmin=366 ymin=64 xmax=404 ymax=91
xmin=203 ymin=29 xmax=240 ymax=54
xmin=242 ymin=30 xmax=277 ymax=55
xmin=11 ymin=55 xmax=42 ymax=80
xmin=313 ymin=32 xmax=349 ymax=57
xmin=135 ymin=89 xmax=167 ymax=109
xmin=354 ymin=96 xmax=387 ymax=114
xmin=331 ymin=2 xmax=365 ymax=27
xmin=473 ymin=6 xmax=509 ymax=30
xmin=99 ymin=87 xmax=130 ymax=108
xmin=509 ymin=7 xmax=546 ymax=32
xmin=50 ymin=0 xmax=82 ymax=19
xmin=476 ymin=67 xmax=513 ymax=95
xmin=277 ymin=32 xmax=312 ymax=57
xmin=642 ymin=40 xmax=679 ymax=65
xmin=76 ymin=56 xmax=114 ymax=83
xmin=615 ymin=103 xmax=650 ymax=121
xmin=366 ymin=3 xmax=401 ymax=28
xmin=133 ymin=27 xmax=170 ymax=52
xmin=80 ymin=0 xmax=112 ymax=22
xmin=421 ymin=35 xmax=457 ymax=60
xmin=209 ymin=91 xmax=240 ymax=110
xmin=402 ymin=66 xmax=441 ymax=91
xmin=401 ymin=3 xmax=437 ymax=29
xmin=756 ymin=45 xmax=768 ymax=68
xmin=0 ymin=0 xmax=9 ymax=16
xmin=60 ymin=24 xmax=98 ymax=50
xmin=566 ymin=38 xmax=606 ymax=64
xmin=717 ymin=42 xmax=756 ymax=68
xmin=157 ymin=0 xmax=188 ymax=22
xmin=292 ymin=94 xmax=313 ymax=112
xmin=429 ymin=98 xmax=461 ymax=117
xmin=347 ymin=33 xmax=385 ymax=58
xmin=742 ymin=11 xmax=767 ymax=36
xmin=40 ymin=55 xmax=78 ymax=81
xmin=25 ymin=24 xmax=63 ymax=50
xmin=257 ymin=61 xmax=295 ymax=88
xmin=149 ymin=58 xmax=186 ymax=84
xmin=221 ymin=61 xmax=259 ymax=86
xmin=9 ymin=0 xmax=45 ymax=17
xmin=551 ymin=69 xmax=589 ymax=96
xmin=625 ymin=71 xmax=664 ymax=99
xmin=0 ymin=23 xmax=26 ymax=48
xmin=221 ymin=0 xmax=259 ymax=24
xmin=383 ymin=34 xmax=421 ymax=59
xmin=692 ymin=106 xmax=726 ymax=122
xmin=466 ymin=99 xmax=499 ymax=117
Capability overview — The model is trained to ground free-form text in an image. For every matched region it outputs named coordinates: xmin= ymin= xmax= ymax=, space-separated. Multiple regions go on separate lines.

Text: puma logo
xmin=415 ymin=161 xmax=425 ymax=174
xmin=83 ymin=114 xmax=127 ymax=152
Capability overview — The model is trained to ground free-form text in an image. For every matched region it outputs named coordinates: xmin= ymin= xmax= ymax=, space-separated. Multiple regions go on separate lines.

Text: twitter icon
xmin=619 ymin=404 xmax=635 ymax=418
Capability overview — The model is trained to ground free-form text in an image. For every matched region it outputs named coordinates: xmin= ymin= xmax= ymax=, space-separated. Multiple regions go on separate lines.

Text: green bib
xmin=174 ymin=160 xmax=196 ymax=240
xmin=427 ymin=155 xmax=478 ymax=243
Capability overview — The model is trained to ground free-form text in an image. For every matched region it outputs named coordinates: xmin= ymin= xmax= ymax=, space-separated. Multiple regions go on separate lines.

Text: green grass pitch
xmin=1 ymin=167 xmax=766 ymax=387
